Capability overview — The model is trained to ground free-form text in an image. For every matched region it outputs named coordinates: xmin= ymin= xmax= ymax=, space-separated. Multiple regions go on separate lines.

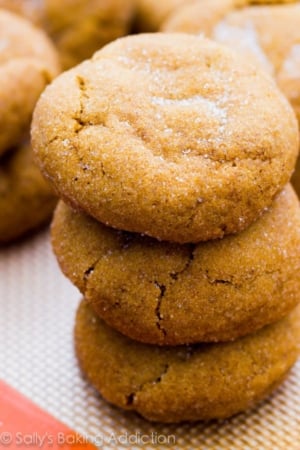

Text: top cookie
xmin=0 ymin=9 xmax=60 ymax=157
xmin=32 ymin=33 xmax=298 ymax=243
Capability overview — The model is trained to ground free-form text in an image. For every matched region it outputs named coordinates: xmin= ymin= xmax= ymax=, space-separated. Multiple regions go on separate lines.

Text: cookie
xmin=75 ymin=299 xmax=300 ymax=423
xmin=0 ymin=0 xmax=135 ymax=69
xmin=52 ymin=184 xmax=300 ymax=345
xmin=0 ymin=9 xmax=60 ymax=157
xmin=0 ymin=142 xmax=57 ymax=244
xmin=32 ymin=33 xmax=298 ymax=244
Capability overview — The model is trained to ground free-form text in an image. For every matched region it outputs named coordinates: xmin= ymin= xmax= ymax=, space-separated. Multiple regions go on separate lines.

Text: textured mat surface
xmin=0 ymin=229 xmax=300 ymax=449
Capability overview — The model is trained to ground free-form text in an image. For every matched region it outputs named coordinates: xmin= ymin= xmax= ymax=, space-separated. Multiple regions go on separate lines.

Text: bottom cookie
xmin=0 ymin=142 xmax=57 ymax=244
xmin=75 ymin=300 xmax=300 ymax=423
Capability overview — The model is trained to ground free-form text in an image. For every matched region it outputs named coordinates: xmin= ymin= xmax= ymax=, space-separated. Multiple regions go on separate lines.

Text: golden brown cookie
xmin=0 ymin=0 xmax=135 ymax=69
xmin=32 ymin=33 xmax=298 ymax=244
xmin=0 ymin=9 xmax=60 ymax=157
xmin=52 ymin=185 xmax=300 ymax=345
xmin=0 ymin=142 xmax=57 ymax=244
xmin=75 ymin=299 xmax=300 ymax=423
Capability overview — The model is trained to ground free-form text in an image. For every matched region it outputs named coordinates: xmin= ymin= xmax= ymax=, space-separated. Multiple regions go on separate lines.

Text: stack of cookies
xmin=0 ymin=10 xmax=60 ymax=244
xmin=32 ymin=33 xmax=300 ymax=423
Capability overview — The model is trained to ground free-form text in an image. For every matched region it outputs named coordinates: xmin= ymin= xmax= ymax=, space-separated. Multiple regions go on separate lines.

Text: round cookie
xmin=0 ymin=0 xmax=135 ymax=69
xmin=32 ymin=33 xmax=298 ymax=244
xmin=75 ymin=300 xmax=300 ymax=423
xmin=0 ymin=142 xmax=57 ymax=244
xmin=0 ymin=9 xmax=60 ymax=157
xmin=52 ymin=185 xmax=300 ymax=345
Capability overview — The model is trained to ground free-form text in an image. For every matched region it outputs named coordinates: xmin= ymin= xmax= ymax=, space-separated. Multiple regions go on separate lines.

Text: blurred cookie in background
xmin=0 ymin=0 xmax=136 ymax=69
xmin=0 ymin=9 xmax=60 ymax=244
xmin=0 ymin=9 xmax=59 ymax=157
xmin=0 ymin=142 xmax=57 ymax=244
xmin=134 ymin=0 xmax=188 ymax=31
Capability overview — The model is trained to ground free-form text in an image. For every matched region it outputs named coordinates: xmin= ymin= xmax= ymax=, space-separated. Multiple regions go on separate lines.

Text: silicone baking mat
xmin=0 ymin=228 xmax=300 ymax=450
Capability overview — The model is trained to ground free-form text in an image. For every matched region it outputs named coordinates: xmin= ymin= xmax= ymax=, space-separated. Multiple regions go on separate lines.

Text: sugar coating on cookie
xmin=75 ymin=300 xmax=300 ymax=423
xmin=33 ymin=33 xmax=298 ymax=243
xmin=0 ymin=0 xmax=136 ymax=69
xmin=52 ymin=184 xmax=300 ymax=345
xmin=0 ymin=143 xmax=57 ymax=244
xmin=0 ymin=9 xmax=60 ymax=157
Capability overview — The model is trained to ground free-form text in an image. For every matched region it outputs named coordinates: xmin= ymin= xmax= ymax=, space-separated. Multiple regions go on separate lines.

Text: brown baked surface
xmin=52 ymin=184 xmax=300 ymax=345
xmin=32 ymin=33 xmax=298 ymax=244
xmin=75 ymin=299 xmax=300 ymax=423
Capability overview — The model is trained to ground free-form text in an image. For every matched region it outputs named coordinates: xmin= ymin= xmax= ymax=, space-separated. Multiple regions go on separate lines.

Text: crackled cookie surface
xmin=0 ymin=0 xmax=135 ymax=69
xmin=53 ymin=185 xmax=300 ymax=345
xmin=0 ymin=9 xmax=60 ymax=157
xmin=33 ymin=34 xmax=298 ymax=243
xmin=0 ymin=143 xmax=57 ymax=244
xmin=75 ymin=300 xmax=300 ymax=423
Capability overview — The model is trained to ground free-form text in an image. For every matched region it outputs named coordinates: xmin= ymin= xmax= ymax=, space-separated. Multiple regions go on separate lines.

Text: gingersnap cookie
xmin=0 ymin=142 xmax=57 ymax=244
xmin=33 ymin=33 xmax=298 ymax=244
xmin=0 ymin=9 xmax=60 ymax=158
xmin=75 ymin=299 xmax=300 ymax=423
xmin=0 ymin=0 xmax=135 ymax=69
xmin=52 ymin=184 xmax=300 ymax=345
